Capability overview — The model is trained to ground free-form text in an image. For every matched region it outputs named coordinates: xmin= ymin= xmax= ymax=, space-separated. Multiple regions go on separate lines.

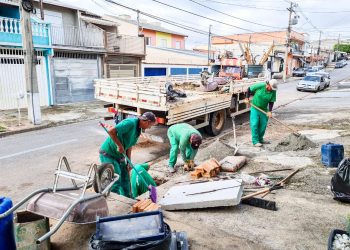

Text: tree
xmin=334 ymin=44 xmax=350 ymax=53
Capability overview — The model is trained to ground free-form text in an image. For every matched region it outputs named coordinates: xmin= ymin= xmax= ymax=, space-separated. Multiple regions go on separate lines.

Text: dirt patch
xmin=196 ymin=140 xmax=235 ymax=162
xmin=268 ymin=133 xmax=317 ymax=152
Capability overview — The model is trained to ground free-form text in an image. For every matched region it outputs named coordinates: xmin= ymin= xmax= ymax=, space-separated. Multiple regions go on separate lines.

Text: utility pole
xmin=20 ymin=0 xmax=42 ymax=124
xmin=336 ymin=33 xmax=340 ymax=61
xmin=317 ymin=31 xmax=322 ymax=55
xmin=39 ymin=0 xmax=44 ymax=20
xmin=137 ymin=10 xmax=141 ymax=36
xmin=282 ymin=1 xmax=294 ymax=82
xmin=208 ymin=24 xmax=212 ymax=66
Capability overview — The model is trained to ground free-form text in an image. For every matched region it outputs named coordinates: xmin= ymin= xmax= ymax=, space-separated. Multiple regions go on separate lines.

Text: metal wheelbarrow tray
xmin=0 ymin=156 xmax=119 ymax=244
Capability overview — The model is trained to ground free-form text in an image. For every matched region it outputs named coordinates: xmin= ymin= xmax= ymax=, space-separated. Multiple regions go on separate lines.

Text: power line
xmin=150 ymin=0 xmax=286 ymax=40
xmin=188 ymin=0 xmax=284 ymax=29
xmin=101 ymin=0 xmax=286 ymax=46
xmin=201 ymin=0 xmax=287 ymax=11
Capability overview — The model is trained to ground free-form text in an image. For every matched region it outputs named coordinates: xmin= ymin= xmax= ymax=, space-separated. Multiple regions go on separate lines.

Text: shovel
xmin=249 ymin=102 xmax=301 ymax=137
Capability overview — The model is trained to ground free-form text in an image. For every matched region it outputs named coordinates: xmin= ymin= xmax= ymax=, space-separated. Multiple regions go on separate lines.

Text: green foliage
xmin=334 ymin=44 xmax=350 ymax=53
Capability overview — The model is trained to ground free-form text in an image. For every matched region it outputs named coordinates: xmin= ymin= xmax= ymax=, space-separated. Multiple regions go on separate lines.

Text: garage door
xmin=53 ymin=53 xmax=99 ymax=104
xmin=0 ymin=49 xmax=50 ymax=109
xmin=108 ymin=64 xmax=137 ymax=78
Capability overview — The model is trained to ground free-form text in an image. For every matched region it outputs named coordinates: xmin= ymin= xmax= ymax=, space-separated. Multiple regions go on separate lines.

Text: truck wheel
xmin=205 ymin=110 xmax=226 ymax=136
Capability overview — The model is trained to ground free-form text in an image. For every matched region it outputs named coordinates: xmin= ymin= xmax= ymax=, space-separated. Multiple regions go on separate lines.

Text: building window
xmin=145 ymin=37 xmax=152 ymax=46
xmin=160 ymin=39 xmax=167 ymax=48
xmin=175 ymin=41 xmax=181 ymax=49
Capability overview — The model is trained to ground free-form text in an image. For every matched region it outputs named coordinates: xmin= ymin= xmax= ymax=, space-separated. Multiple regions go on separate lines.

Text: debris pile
xmin=132 ymin=199 xmax=160 ymax=213
xmin=269 ymin=133 xmax=316 ymax=152
xmin=190 ymin=158 xmax=220 ymax=179
xmin=196 ymin=140 xmax=235 ymax=161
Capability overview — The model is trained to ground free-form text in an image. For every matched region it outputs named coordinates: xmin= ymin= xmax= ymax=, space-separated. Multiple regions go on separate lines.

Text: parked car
xmin=335 ymin=61 xmax=344 ymax=68
xmin=307 ymin=72 xmax=331 ymax=87
xmin=306 ymin=67 xmax=318 ymax=73
xmin=341 ymin=59 xmax=348 ymax=66
xmin=297 ymin=75 xmax=328 ymax=92
xmin=292 ymin=67 xmax=306 ymax=77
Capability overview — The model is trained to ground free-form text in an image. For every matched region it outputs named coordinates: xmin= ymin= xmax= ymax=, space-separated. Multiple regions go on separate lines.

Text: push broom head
xmin=148 ymin=185 xmax=157 ymax=203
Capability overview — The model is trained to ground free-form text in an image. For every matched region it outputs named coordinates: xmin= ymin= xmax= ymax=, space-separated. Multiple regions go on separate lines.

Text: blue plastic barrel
xmin=321 ymin=143 xmax=344 ymax=167
xmin=0 ymin=197 xmax=16 ymax=250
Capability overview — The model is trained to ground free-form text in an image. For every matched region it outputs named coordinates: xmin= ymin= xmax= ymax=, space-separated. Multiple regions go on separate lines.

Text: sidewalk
xmin=0 ymin=100 xmax=107 ymax=137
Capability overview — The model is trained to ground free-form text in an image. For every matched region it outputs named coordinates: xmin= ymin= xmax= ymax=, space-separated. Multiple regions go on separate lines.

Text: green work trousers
xmin=250 ymin=107 xmax=268 ymax=145
xmin=99 ymin=154 xmax=131 ymax=198
xmin=168 ymin=132 xmax=198 ymax=169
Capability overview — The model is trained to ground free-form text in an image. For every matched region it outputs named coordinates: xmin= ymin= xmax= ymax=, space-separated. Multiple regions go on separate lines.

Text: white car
xmin=297 ymin=75 xmax=328 ymax=92
xmin=306 ymin=71 xmax=331 ymax=87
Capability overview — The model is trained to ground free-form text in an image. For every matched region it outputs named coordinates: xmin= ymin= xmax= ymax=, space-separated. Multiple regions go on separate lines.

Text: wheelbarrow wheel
xmin=93 ymin=163 xmax=115 ymax=194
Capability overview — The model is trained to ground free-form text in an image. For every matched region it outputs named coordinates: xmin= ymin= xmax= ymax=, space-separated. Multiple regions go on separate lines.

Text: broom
xmin=99 ymin=122 xmax=157 ymax=203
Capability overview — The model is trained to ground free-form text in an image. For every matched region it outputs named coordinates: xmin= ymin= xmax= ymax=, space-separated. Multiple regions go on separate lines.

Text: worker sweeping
xmin=99 ymin=112 xmax=157 ymax=198
xmin=244 ymin=79 xmax=278 ymax=147
xmin=167 ymin=123 xmax=202 ymax=173
xmin=130 ymin=162 xmax=157 ymax=198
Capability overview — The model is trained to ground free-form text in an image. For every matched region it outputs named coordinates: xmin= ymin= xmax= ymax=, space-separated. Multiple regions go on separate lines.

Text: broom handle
xmin=249 ymin=103 xmax=300 ymax=135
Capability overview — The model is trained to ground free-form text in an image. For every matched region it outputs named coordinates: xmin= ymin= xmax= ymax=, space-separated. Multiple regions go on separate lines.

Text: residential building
xmin=0 ymin=0 xmax=52 ymax=109
xmin=0 ymin=0 xmax=146 ymax=109
xmin=105 ymin=14 xmax=207 ymax=77
xmin=195 ymin=30 xmax=307 ymax=77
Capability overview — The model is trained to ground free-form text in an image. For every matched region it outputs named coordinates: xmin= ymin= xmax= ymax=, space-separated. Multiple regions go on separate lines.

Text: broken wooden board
xmin=159 ymin=179 xmax=243 ymax=210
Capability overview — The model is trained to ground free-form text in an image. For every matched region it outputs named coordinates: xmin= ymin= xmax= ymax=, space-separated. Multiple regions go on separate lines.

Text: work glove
xmin=244 ymin=98 xmax=250 ymax=104
xmin=267 ymin=112 xmax=272 ymax=118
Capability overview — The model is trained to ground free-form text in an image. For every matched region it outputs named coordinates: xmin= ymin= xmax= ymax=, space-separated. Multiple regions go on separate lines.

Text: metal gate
xmin=53 ymin=52 xmax=99 ymax=104
xmin=0 ymin=49 xmax=50 ymax=110
xmin=108 ymin=64 xmax=137 ymax=78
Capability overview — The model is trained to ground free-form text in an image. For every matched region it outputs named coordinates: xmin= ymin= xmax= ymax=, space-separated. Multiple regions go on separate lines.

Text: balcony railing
xmin=0 ymin=0 xmax=19 ymax=5
xmin=0 ymin=16 xmax=50 ymax=46
xmin=51 ymin=25 xmax=105 ymax=49
xmin=106 ymin=33 xmax=145 ymax=55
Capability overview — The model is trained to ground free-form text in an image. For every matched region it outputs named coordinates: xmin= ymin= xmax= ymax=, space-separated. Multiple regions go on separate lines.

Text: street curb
xmin=0 ymin=117 xmax=104 ymax=138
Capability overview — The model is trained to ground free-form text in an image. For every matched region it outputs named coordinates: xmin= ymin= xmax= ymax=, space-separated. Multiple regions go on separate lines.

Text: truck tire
xmin=205 ymin=110 xmax=226 ymax=136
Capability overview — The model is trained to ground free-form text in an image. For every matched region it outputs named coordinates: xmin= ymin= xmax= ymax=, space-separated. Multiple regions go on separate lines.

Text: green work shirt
xmin=130 ymin=163 xmax=156 ymax=198
xmin=250 ymin=82 xmax=276 ymax=111
xmin=100 ymin=118 xmax=141 ymax=157
xmin=168 ymin=123 xmax=201 ymax=167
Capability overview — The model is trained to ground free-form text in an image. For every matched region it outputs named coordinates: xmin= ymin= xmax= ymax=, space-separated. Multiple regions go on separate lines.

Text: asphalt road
xmin=1 ymin=64 xmax=350 ymax=202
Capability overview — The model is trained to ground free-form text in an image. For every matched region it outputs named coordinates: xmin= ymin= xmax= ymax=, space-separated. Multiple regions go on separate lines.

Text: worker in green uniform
xmin=245 ymin=79 xmax=278 ymax=147
xmin=167 ymin=123 xmax=202 ymax=173
xmin=99 ymin=112 xmax=157 ymax=198
xmin=130 ymin=162 xmax=156 ymax=198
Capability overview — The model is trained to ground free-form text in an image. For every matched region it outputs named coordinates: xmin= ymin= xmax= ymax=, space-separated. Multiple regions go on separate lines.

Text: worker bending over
xmin=167 ymin=123 xmax=202 ymax=173
xmin=99 ymin=112 xmax=157 ymax=197
xmin=245 ymin=79 xmax=278 ymax=147
xmin=130 ymin=162 xmax=156 ymax=198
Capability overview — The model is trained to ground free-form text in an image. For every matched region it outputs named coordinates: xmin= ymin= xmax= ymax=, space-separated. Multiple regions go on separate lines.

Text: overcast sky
xmin=59 ymin=0 xmax=350 ymax=49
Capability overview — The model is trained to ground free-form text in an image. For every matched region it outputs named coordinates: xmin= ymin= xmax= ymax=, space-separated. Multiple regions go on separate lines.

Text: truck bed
xmin=94 ymin=75 xmax=264 ymax=125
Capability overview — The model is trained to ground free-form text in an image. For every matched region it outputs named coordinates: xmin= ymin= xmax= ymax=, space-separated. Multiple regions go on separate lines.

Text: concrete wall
xmin=33 ymin=3 xmax=78 ymax=27
xmin=156 ymin=31 xmax=171 ymax=48
xmin=143 ymin=29 xmax=157 ymax=46
xmin=171 ymin=34 xmax=185 ymax=49
xmin=104 ymin=16 xmax=138 ymax=36
xmin=144 ymin=46 xmax=207 ymax=65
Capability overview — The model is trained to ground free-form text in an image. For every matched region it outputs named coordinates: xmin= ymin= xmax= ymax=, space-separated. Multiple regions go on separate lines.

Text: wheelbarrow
xmin=0 ymin=156 xmax=119 ymax=244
